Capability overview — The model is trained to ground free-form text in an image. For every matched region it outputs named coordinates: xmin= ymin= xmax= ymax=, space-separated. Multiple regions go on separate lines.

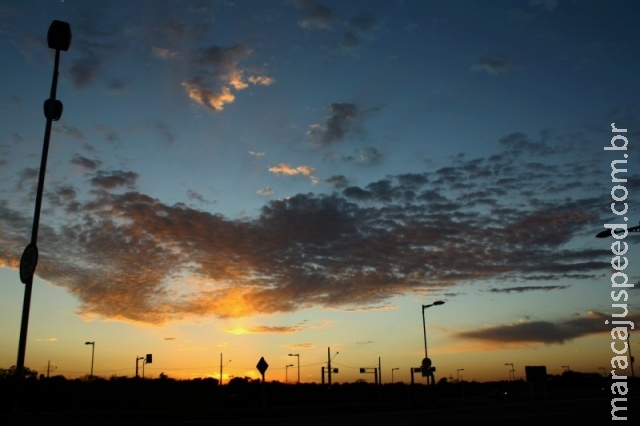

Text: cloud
xmin=269 ymin=163 xmax=316 ymax=177
xmin=70 ymin=54 xmax=102 ymax=88
xmin=0 ymin=128 xmax=624 ymax=324
xmin=326 ymin=175 xmax=349 ymax=188
xmin=344 ymin=147 xmax=382 ymax=165
xmin=471 ymin=57 xmax=513 ymax=75
xmin=90 ymin=170 xmax=139 ymax=190
xmin=257 ymin=188 xmax=274 ymax=196
xmin=152 ymin=46 xmax=179 ymax=60
xmin=247 ymin=325 xmax=301 ymax=334
xmin=249 ymin=151 xmax=266 ymax=157
xmin=71 ymin=155 xmax=102 ymax=171
xmin=457 ymin=311 xmax=639 ymax=345
xmin=297 ymin=3 xmax=335 ymax=29
xmin=182 ymin=80 xmax=235 ymax=112
xmin=183 ymin=43 xmax=273 ymax=112
xmin=487 ymin=285 xmax=570 ymax=293
xmin=307 ymin=103 xmax=358 ymax=146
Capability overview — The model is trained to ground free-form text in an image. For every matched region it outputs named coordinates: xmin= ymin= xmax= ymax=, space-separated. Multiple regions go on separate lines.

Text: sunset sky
xmin=0 ymin=0 xmax=638 ymax=384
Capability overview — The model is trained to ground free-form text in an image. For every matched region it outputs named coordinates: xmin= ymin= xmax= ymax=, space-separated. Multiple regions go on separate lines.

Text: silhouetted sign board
xmin=525 ymin=365 xmax=547 ymax=383
xmin=146 ymin=354 xmax=152 ymax=364
xmin=256 ymin=357 xmax=269 ymax=375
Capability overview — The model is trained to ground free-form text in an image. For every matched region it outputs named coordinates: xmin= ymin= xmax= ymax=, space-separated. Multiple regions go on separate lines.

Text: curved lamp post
xmin=422 ymin=301 xmax=445 ymax=359
xmin=285 ymin=364 xmax=294 ymax=383
xmin=14 ymin=20 xmax=71 ymax=413
xmin=288 ymin=353 xmax=300 ymax=384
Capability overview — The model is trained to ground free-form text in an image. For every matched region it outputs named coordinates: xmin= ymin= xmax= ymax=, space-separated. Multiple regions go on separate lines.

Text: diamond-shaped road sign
xmin=256 ymin=357 xmax=269 ymax=375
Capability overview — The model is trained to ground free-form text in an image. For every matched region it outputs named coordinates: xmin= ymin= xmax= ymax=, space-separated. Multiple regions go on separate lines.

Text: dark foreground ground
xmin=2 ymin=387 xmax=634 ymax=425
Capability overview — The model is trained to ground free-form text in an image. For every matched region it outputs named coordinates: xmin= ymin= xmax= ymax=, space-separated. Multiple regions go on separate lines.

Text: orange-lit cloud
xmin=0 ymin=129 xmax=624 ymax=325
xmin=182 ymin=81 xmax=235 ymax=112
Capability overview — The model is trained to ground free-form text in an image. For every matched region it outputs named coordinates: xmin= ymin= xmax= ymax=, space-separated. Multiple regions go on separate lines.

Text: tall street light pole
xmin=288 ymin=353 xmax=300 ymax=384
xmin=421 ymin=300 xmax=444 ymax=385
xmin=422 ymin=301 xmax=445 ymax=359
xmin=85 ymin=342 xmax=95 ymax=378
xmin=13 ymin=20 xmax=71 ymax=414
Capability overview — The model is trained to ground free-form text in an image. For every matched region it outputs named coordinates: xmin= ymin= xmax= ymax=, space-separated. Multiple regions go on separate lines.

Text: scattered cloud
xmin=247 ymin=325 xmax=301 ymax=334
xmin=0 ymin=128 xmax=628 ymax=325
xmin=269 ymin=163 xmax=316 ymax=177
xmin=257 ymin=188 xmax=274 ymax=196
xmin=457 ymin=311 xmax=639 ymax=345
xmin=90 ymin=170 xmax=139 ymax=190
xmin=249 ymin=151 xmax=266 ymax=157
xmin=307 ymin=103 xmax=358 ymax=146
xmin=344 ymin=147 xmax=382 ymax=165
xmin=296 ymin=3 xmax=335 ymax=29
xmin=471 ymin=57 xmax=513 ymax=75
xmin=35 ymin=337 xmax=58 ymax=342
xmin=182 ymin=42 xmax=273 ymax=112
xmin=71 ymin=154 xmax=102 ymax=171
xmin=182 ymin=80 xmax=235 ymax=112
xmin=487 ymin=285 xmax=570 ymax=294
xmin=326 ymin=175 xmax=349 ymax=188
xmin=152 ymin=46 xmax=179 ymax=60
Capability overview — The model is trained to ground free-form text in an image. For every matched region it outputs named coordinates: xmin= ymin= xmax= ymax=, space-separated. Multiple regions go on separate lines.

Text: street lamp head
xmin=433 ymin=300 xmax=445 ymax=305
xmin=47 ymin=20 xmax=72 ymax=51
xmin=85 ymin=341 xmax=93 ymax=345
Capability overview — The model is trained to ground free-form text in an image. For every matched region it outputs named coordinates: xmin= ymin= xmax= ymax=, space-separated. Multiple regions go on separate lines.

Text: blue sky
xmin=0 ymin=0 xmax=638 ymax=383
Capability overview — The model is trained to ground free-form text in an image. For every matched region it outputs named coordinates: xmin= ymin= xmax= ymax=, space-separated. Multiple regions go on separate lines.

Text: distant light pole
xmin=421 ymin=300 xmax=444 ymax=385
xmin=136 ymin=356 xmax=145 ymax=378
xmin=457 ymin=368 xmax=464 ymax=382
xmin=219 ymin=353 xmax=231 ymax=385
xmin=391 ymin=367 xmax=399 ymax=383
xmin=13 ymin=19 xmax=71 ymax=413
xmin=288 ymin=353 xmax=300 ymax=384
xmin=327 ymin=348 xmax=339 ymax=386
xmin=505 ymin=363 xmax=514 ymax=380
xmin=85 ymin=342 xmax=95 ymax=378
xmin=285 ymin=364 xmax=294 ymax=383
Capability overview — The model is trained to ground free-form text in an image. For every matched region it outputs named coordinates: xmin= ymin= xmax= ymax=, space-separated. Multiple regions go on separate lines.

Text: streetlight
xmin=505 ymin=363 xmax=514 ymax=381
xmin=219 ymin=354 xmax=231 ymax=385
xmin=327 ymin=348 xmax=339 ymax=386
xmin=13 ymin=19 xmax=71 ymax=413
xmin=421 ymin=300 xmax=444 ymax=385
xmin=285 ymin=364 xmax=294 ymax=383
xmin=288 ymin=353 xmax=300 ymax=384
xmin=391 ymin=367 xmax=399 ymax=383
xmin=136 ymin=356 xmax=145 ymax=378
xmin=422 ymin=301 xmax=445 ymax=358
xmin=85 ymin=342 xmax=95 ymax=378
xmin=457 ymin=368 xmax=464 ymax=382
